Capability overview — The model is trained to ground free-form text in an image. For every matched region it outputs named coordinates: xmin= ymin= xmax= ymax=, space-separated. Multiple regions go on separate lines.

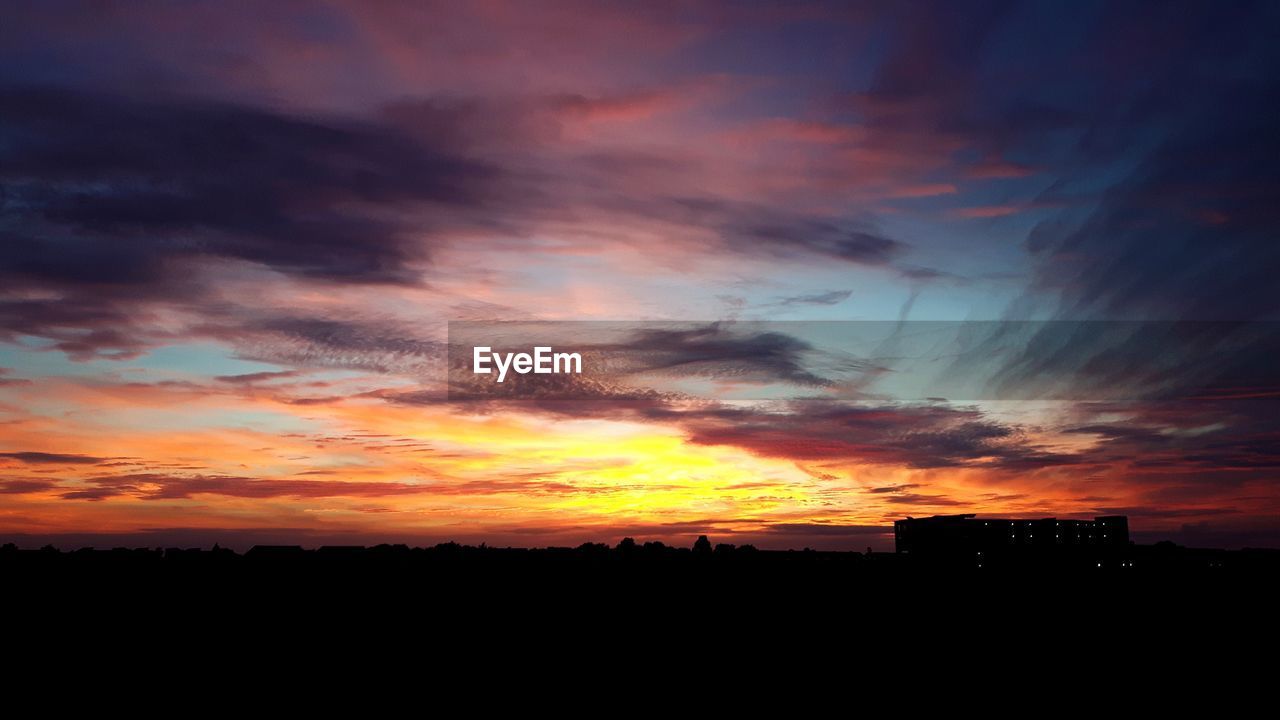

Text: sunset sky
xmin=2 ymin=0 xmax=1278 ymax=550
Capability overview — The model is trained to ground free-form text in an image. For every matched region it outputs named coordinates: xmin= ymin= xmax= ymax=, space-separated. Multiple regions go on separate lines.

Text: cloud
xmin=883 ymin=493 xmax=965 ymax=506
xmin=213 ymin=370 xmax=303 ymax=384
xmin=65 ymin=473 xmax=433 ymax=501
xmin=0 ymin=86 xmax=498 ymax=284
xmin=0 ymin=82 xmax=925 ymax=363
xmin=0 ymin=479 xmax=59 ymax=494
xmin=571 ymin=194 xmax=911 ymax=267
xmin=992 ymin=3 xmax=1280 ymax=327
xmin=1062 ymin=395 xmax=1280 ymax=472
xmin=617 ymin=324 xmax=834 ymax=387
xmin=952 ymin=205 xmax=1023 ymax=219
xmin=60 ymin=487 xmax=128 ymax=501
xmin=0 ymin=368 xmax=30 ymax=387
xmin=238 ymin=315 xmax=444 ymax=374
xmin=698 ymin=201 xmax=905 ymax=265
xmin=0 ymin=85 xmax=505 ymax=360
xmin=1027 ymin=94 xmax=1280 ymax=322
xmin=760 ymin=523 xmax=890 ymax=537
xmin=0 ymin=451 xmax=106 ymax=465
xmin=666 ymin=398 xmax=1080 ymax=470
xmin=868 ymin=484 xmax=921 ymax=494
xmin=932 ymin=321 xmax=1280 ymax=405
xmin=771 ymin=290 xmax=853 ymax=307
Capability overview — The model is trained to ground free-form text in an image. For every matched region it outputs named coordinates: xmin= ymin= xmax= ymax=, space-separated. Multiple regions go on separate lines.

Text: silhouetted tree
xmin=693 ymin=535 xmax=712 ymax=554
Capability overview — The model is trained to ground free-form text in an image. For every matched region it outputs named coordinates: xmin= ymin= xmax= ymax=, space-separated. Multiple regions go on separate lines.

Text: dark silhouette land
xmin=5 ymin=515 xmax=1277 ymax=583
xmin=7 ymin=518 xmax=1278 ymax=634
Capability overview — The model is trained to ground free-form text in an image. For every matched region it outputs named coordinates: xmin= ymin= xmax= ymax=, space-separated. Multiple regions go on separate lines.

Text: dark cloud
xmin=61 ymin=487 xmax=128 ymax=501
xmin=618 ymin=324 xmax=833 ymax=387
xmin=1093 ymin=506 xmax=1240 ymax=520
xmin=0 ymin=85 xmax=500 ymax=359
xmin=213 ymin=370 xmax=303 ymax=384
xmin=896 ymin=267 xmax=952 ymax=282
xmin=65 ymin=473 xmax=433 ymax=501
xmin=883 ymin=493 xmax=965 ymax=506
xmin=772 ymin=290 xmax=853 ymax=307
xmin=0 ymin=85 xmax=494 ymax=284
xmin=868 ymin=484 xmax=921 ymax=494
xmin=660 ymin=197 xmax=905 ymax=265
xmin=422 ymin=479 xmax=586 ymax=496
xmin=655 ymin=398 xmax=1077 ymax=470
xmin=0 ymin=295 xmax=155 ymax=360
xmin=0 ymin=478 xmax=58 ymax=494
xmin=0 ymin=527 xmax=384 ymax=552
xmin=1063 ymin=396 xmax=1280 ymax=472
xmin=0 ymin=451 xmax=106 ymax=465
xmin=760 ymin=523 xmax=889 ymax=537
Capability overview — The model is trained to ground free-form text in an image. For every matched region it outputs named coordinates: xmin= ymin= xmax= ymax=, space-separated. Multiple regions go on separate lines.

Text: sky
xmin=1 ymin=0 xmax=1278 ymax=550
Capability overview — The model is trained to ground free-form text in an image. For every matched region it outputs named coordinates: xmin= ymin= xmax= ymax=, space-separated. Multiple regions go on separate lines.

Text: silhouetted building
xmin=895 ymin=514 xmax=1129 ymax=566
